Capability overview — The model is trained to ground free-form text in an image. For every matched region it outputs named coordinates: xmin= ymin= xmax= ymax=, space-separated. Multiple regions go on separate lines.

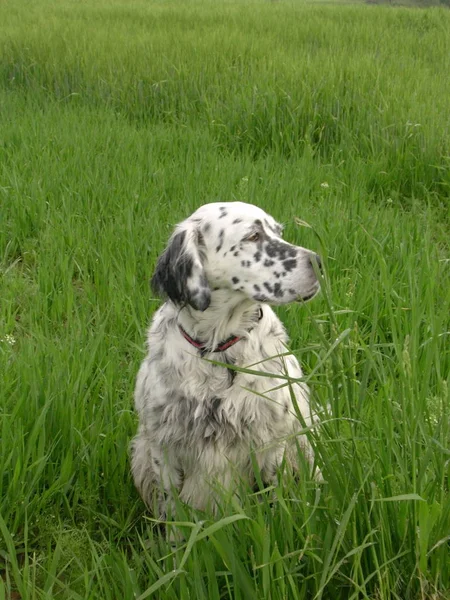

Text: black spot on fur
xmin=203 ymin=223 xmax=211 ymax=233
xmin=254 ymin=284 xmax=260 ymax=291
xmin=234 ymin=251 xmax=240 ymax=257
xmin=232 ymin=218 xmax=242 ymax=224
xmin=199 ymin=291 xmax=210 ymax=308
xmin=283 ymin=259 xmax=297 ymax=272
xmin=273 ymin=282 xmax=283 ymax=298
xmin=232 ymin=276 xmax=240 ymax=284
xmin=289 ymin=288 xmax=296 ymax=295
xmin=174 ymin=464 xmax=184 ymax=480
xmin=219 ymin=208 xmax=228 ymax=219
xmin=202 ymin=397 xmax=225 ymax=440
xmin=151 ymin=403 xmax=165 ymax=418
xmin=264 ymin=282 xmax=273 ymax=293
xmin=157 ymin=394 xmax=232 ymax=446
xmin=230 ymin=245 xmax=236 ymax=252
xmin=254 ymin=293 xmax=269 ymax=302
xmin=265 ymin=240 xmax=298 ymax=261
xmin=241 ymin=260 xmax=252 ymax=267
xmin=264 ymin=259 xmax=274 ymax=267
xmin=211 ymin=396 xmax=222 ymax=412
xmin=253 ymin=251 xmax=261 ymax=262
xmin=216 ymin=229 xmax=225 ymax=253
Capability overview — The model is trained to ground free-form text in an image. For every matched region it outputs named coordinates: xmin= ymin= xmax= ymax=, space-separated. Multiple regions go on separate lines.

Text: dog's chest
xmin=154 ymin=350 xmax=293 ymax=450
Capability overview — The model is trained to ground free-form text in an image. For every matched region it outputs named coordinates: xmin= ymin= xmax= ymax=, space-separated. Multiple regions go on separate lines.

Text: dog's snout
xmin=309 ymin=253 xmax=322 ymax=273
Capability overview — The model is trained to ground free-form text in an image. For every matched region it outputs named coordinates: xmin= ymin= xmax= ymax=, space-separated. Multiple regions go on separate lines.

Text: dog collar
xmin=178 ymin=307 xmax=263 ymax=356
xmin=178 ymin=326 xmax=242 ymax=355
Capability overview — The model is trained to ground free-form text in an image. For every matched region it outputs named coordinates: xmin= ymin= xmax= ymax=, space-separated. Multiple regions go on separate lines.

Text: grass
xmin=0 ymin=0 xmax=449 ymax=598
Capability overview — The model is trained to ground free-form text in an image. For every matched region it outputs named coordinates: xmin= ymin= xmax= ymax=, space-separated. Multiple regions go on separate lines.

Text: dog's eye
xmin=246 ymin=232 xmax=260 ymax=242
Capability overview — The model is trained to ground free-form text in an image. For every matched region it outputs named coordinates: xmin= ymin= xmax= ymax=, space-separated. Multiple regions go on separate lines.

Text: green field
xmin=1 ymin=0 xmax=449 ymax=598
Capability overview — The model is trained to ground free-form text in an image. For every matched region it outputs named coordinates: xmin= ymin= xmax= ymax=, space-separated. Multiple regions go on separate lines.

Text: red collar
xmin=179 ymin=325 xmax=242 ymax=355
xmin=178 ymin=307 xmax=263 ymax=356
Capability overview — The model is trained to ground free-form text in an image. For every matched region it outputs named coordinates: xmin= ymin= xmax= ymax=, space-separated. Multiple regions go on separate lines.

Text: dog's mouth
xmin=297 ymin=284 xmax=320 ymax=303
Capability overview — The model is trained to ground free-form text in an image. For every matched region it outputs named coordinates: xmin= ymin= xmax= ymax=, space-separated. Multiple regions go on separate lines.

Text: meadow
xmin=0 ymin=0 xmax=449 ymax=598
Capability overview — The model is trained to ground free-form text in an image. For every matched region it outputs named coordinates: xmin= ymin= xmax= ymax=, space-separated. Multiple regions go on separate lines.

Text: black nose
xmin=309 ymin=253 xmax=322 ymax=273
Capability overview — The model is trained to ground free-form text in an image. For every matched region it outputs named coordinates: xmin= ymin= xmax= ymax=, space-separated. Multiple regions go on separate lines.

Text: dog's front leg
xmin=179 ymin=456 xmax=245 ymax=513
xmin=154 ymin=447 xmax=184 ymax=519
xmin=131 ymin=432 xmax=182 ymax=518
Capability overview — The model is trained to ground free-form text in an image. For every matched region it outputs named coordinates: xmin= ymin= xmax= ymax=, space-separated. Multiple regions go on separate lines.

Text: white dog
xmin=131 ymin=202 xmax=322 ymax=516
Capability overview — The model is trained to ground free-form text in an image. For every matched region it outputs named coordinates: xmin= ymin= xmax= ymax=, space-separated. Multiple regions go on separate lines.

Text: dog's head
xmin=151 ymin=202 xmax=321 ymax=311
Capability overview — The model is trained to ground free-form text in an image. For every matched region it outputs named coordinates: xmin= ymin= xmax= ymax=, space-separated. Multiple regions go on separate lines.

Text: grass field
xmin=0 ymin=0 xmax=449 ymax=598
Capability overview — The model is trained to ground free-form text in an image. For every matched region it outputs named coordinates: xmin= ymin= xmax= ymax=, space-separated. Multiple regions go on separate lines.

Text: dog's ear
xmin=151 ymin=225 xmax=211 ymax=311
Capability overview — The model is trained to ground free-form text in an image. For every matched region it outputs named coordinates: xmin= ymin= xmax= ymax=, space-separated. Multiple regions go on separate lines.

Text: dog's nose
xmin=309 ymin=253 xmax=322 ymax=273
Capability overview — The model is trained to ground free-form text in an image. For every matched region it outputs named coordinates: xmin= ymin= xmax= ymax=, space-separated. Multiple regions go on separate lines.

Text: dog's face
xmin=152 ymin=202 xmax=320 ymax=311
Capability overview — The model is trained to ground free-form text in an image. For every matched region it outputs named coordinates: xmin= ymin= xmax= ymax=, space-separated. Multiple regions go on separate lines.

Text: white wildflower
xmin=2 ymin=334 xmax=16 ymax=346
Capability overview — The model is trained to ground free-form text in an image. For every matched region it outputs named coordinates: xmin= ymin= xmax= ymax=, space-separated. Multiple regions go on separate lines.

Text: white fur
xmin=131 ymin=202 xmax=321 ymax=515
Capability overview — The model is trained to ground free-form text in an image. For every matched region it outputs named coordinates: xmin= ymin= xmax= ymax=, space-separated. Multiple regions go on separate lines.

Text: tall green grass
xmin=0 ymin=1 xmax=449 ymax=598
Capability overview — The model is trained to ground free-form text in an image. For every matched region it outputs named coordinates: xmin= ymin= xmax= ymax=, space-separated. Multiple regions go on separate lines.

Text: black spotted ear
xmin=151 ymin=226 xmax=211 ymax=311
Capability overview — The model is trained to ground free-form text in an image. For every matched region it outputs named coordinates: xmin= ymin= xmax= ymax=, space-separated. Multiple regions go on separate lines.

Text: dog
xmin=131 ymin=201 xmax=322 ymax=517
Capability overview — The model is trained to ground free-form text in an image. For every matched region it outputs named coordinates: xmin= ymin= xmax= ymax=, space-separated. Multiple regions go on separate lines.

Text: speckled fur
xmin=131 ymin=202 xmax=322 ymax=515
